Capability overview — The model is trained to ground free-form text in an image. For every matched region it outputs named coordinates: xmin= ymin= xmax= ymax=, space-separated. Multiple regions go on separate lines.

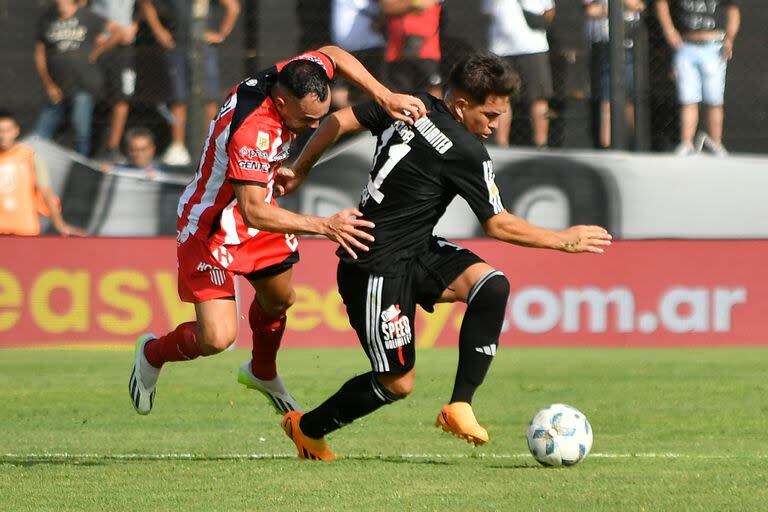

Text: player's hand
xmin=45 ymin=83 xmax=63 ymax=104
xmin=156 ymin=28 xmax=176 ymax=49
xmin=380 ymin=92 xmax=427 ymax=125
xmin=323 ymin=208 xmax=375 ymax=260
xmin=55 ymin=222 xmax=87 ymax=237
xmin=557 ymin=225 xmax=612 ymax=254
xmin=722 ymin=39 xmax=734 ymax=60
xmin=273 ymin=167 xmax=306 ymax=197
xmin=665 ymin=29 xmax=684 ymax=49
xmin=205 ymin=31 xmax=225 ymax=44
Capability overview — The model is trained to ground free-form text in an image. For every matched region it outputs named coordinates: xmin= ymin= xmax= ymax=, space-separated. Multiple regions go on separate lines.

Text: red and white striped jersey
xmin=176 ymin=51 xmax=335 ymax=247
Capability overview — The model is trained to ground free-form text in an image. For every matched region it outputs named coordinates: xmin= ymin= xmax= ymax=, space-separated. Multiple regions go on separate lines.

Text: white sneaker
xmin=702 ymin=136 xmax=729 ymax=157
xmin=237 ymin=361 xmax=302 ymax=414
xmin=129 ymin=334 xmax=160 ymax=415
xmin=161 ymin=143 xmax=192 ymax=166
xmin=674 ymin=143 xmax=696 ymax=156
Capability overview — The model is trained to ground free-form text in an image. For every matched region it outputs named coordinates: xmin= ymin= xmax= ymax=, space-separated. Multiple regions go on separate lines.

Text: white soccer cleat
xmin=129 ymin=334 xmax=160 ymax=415
xmin=237 ymin=361 xmax=302 ymax=414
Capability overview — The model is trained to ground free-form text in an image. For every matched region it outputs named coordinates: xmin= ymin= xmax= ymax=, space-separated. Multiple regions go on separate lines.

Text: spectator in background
xmin=485 ymin=0 xmax=555 ymax=148
xmin=139 ymin=0 xmax=241 ymax=167
xmin=584 ymin=0 xmax=644 ymax=149
xmin=88 ymin=0 xmax=139 ymax=162
xmin=380 ymin=0 xmax=443 ymax=98
xmin=102 ymin=127 xmax=167 ymax=180
xmin=0 ymin=111 xmax=85 ymax=236
xmin=34 ymin=0 xmax=122 ymax=156
xmin=330 ymin=0 xmax=386 ymax=109
xmin=656 ymin=0 xmax=740 ymax=156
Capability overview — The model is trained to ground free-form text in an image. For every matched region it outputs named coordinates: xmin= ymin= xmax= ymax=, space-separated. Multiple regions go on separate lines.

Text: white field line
xmin=2 ymin=452 xmax=766 ymax=462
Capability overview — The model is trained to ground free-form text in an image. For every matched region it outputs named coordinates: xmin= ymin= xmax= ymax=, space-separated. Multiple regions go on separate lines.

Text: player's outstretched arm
xmin=275 ymin=108 xmax=365 ymax=197
xmin=233 ymin=183 xmax=374 ymax=259
xmin=317 ymin=45 xmax=426 ymax=125
xmin=483 ymin=212 xmax=612 ymax=254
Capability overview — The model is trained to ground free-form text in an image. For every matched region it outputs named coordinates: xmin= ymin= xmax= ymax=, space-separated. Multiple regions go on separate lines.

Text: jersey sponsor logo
xmin=256 ymin=131 xmax=271 ymax=151
xmin=237 ymin=160 xmax=271 ymax=172
xmin=393 ymin=120 xmax=416 ymax=144
xmin=238 ymin=146 xmax=270 ymax=160
xmin=413 ymin=116 xmax=453 ymax=154
xmin=244 ymin=78 xmax=258 ymax=86
xmin=196 ymin=262 xmax=227 ymax=286
xmin=380 ymin=304 xmax=412 ymax=349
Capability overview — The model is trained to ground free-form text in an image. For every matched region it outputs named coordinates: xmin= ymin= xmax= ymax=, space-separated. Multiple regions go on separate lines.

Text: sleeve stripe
xmin=483 ymin=161 xmax=504 ymax=214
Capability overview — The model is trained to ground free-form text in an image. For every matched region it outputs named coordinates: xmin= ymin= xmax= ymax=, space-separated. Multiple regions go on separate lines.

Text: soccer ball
xmin=526 ymin=403 xmax=593 ymax=467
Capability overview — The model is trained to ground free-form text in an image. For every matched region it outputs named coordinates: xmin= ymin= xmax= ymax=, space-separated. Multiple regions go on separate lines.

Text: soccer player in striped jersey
xmin=275 ymin=54 xmax=613 ymax=460
xmin=128 ymin=47 xmax=427 ymax=417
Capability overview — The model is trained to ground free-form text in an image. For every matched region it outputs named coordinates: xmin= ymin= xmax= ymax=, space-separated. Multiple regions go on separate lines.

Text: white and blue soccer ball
xmin=526 ymin=403 xmax=593 ymax=467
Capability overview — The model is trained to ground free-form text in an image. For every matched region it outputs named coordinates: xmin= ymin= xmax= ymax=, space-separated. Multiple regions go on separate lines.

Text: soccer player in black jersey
xmin=276 ymin=54 xmax=613 ymax=460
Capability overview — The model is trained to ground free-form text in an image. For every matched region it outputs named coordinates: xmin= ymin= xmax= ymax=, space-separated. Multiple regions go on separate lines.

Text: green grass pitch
xmin=1 ymin=347 xmax=767 ymax=511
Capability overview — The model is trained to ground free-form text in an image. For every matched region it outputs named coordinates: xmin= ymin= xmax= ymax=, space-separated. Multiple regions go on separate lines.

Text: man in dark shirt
xmin=34 ymin=0 xmax=121 ymax=155
xmin=656 ymin=0 xmax=740 ymax=156
xmin=275 ymin=54 xmax=613 ymax=460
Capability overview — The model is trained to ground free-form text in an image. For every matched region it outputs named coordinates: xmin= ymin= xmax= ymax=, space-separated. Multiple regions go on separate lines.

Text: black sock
xmin=450 ymin=271 xmax=510 ymax=404
xmin=299 ymin=372 xmax=402 ymax=439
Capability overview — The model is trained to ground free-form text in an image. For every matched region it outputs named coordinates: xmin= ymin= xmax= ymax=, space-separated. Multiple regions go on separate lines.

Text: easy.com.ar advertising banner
xmin=0 ymin=238 xmax=764 ymax=348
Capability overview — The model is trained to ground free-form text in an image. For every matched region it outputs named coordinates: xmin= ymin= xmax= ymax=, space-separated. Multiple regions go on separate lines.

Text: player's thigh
xmin=337 ymin=262 xmax=416 ymax=376
xmin=194 ymin=297 xmax=238 ymax=349
xmin=246 ymin=267 xmax=295 ymax=315
xmin=701 ymin=44 xmax=727 ymax=107
xmin=438 ymin=262 xmax=497 ymax=303
xmin=415 ymin=237 xmax=489 ymax=306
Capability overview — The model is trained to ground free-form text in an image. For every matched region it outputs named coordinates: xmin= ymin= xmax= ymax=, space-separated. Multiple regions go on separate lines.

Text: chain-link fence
xmin=1 ymin=0 xmax=765 ymax=164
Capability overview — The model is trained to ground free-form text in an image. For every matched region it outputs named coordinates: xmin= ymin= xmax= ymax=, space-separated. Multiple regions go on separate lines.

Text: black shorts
xmin=100 ymin=45 xmax=136 ymax=102
xmin=505 ymin=53 xmax=553 ymax=101
xmin=337 ymin=237 xmax=484 ymax=375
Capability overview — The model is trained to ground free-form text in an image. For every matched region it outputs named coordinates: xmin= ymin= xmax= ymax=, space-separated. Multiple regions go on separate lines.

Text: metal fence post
xmin=608 ymin=0 xmax=627 ymax=150
xmin=189 ymin=0 xmax=211 ymax=159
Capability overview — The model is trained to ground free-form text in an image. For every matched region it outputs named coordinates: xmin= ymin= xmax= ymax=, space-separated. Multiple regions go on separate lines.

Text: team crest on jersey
xmin=256 ymin=131 xmax=271 ymax=151
xmin=380 ymin=304 xmax=412 ymax=349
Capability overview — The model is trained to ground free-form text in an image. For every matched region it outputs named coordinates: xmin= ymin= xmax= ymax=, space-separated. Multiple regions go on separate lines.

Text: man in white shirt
xmin=330 ymin=0 xmax=385 ymax=108
xmin=485 ymin=0 xmax=555 ymax=147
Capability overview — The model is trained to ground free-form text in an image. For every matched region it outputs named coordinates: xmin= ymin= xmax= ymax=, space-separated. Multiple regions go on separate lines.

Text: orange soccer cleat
xmin=281 ymin=411 xmax=337 ymax=461
xmin=435 ymin=402 xmax=489 ymax=447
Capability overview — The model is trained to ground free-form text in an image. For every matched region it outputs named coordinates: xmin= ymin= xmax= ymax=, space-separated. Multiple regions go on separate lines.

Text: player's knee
xmin=471 ymin=272 xmax=510 ymax=307
xmin=378 ymin=371 xmax=415 ymax=397
xmin=260 ymin=290 xmax=296 ymax=318
xmin=198 ymin=323 xmax=237 ymax=354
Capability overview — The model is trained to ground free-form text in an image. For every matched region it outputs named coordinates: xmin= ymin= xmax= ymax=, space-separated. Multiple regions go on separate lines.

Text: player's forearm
xmin=318 ymin=45 xmax=390 ymax=104
xmin=34 ymin=44 xmax=55 ymax=87
xmin=725 ymin=6 xmax=740 ymax=43
xmin=293 ymin=109 xmax=362 ymax=177
xmin=484 ymin=212 xmax=565 ymax=250
xmin=655 ymin=1 xmax=676 ymax=36
xmin=139 ymin=1 xmax=167 ymax=37
xmin=217 ymin=0 xmax=241 ymax=39
xmin=241 ymin=201 xmax=327 ymax=236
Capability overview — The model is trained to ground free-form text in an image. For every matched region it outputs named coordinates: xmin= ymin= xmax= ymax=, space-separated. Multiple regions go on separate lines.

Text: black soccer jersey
xmin=342 ymin=93 xmax=505 ymax=274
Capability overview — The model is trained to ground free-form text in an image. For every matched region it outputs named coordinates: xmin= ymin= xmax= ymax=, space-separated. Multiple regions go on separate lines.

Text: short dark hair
xmin=124 ymin=127 xmax=155 ymax=145
xmin=446 ymin=54 xmax=521 ymax=104
xmin=0 ymin=110 xmax=17 ymax=123
xmin=276 ymin=60 xmax=331 ymax=102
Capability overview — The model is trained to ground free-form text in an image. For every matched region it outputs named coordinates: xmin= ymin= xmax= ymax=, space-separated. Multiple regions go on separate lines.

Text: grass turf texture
xmin=1 ymin=347 xmax=767 ymax=511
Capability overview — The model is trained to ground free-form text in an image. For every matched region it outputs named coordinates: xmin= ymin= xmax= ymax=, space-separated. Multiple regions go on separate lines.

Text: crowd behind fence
xmin=1 ymin=0 xmax=766 ymax=172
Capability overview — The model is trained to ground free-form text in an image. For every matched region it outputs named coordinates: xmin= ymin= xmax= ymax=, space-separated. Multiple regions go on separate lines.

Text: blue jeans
xmin=35 ymin=91 xmax=94 ymax=156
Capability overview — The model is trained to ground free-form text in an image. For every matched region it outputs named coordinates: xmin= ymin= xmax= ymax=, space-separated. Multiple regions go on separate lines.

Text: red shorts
xmin=177 ymin=231 xmax=299 ymax=303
